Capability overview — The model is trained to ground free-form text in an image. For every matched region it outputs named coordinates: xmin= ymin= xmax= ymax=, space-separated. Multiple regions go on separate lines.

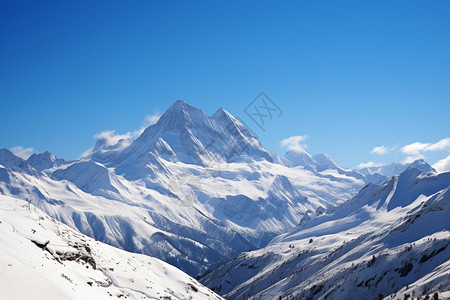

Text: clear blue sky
xmin=1 ymin=0 xmax=449 ymax=169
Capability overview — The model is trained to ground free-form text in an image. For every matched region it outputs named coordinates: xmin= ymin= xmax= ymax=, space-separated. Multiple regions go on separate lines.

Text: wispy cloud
xmin=280 ymin=135 xmax=308 ymax=152
xmin=133 ymin=112 xmax=162 ymax=138
xmin=81 ymin=113 xmax=162 ymax=158
xmin=401 ymin=138 xmax=450 ymax=155
xmin=426 ymin=138 xmax=450 ymax=152
xmin=10 ymin=146 xmax=34 ymax=159
xmin=370 ymin=145 xmax=391 ymax=155
xmin=357 ymin=161 xmax=382 ymax=169
xmin=363 ymin=138 xmax=450 ymax=170
xmin=400 ymin=142 xmax=431 ymax=156
xmin=94 ymin=130 xmax=133 ymax=147
xmin=432 ymin=155 xmax=450 ymax=173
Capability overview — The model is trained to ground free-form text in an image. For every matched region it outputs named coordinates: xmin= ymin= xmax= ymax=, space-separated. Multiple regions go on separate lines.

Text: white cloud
xmin=362 ymin=138 xmax=450 ymax=169
xmin=401 ymin=142 xmax=431 ymax=156
xmin=432 ymin=155 xmax=450 ymax=173
xmin=357 ymin=161 xmax=382 ymax=169
xmin=402 ymin=154 xmax=425 ymax=164
xmin=10 ymin=146 xmax=34 ymax=159
xmin=280 ymin=135 xmax=308 ymax=152
xmin=80 ymin=130 xmax=133 ymax=158
xmin=133 ymin=112 xmax=162 ymax=138
xmin=94 ymin=130 xmax=133 ymax=147
xmin=371 ymin=145 xmax=390 ymax=155
xmin=401 ymin=138 xmax=450 ymax=156
xmin=146 ymin=113 xmax=161 ymax=126
xmin=426 ymin=138 xmax=450 ymax=152
xmin=80 ymin=113 xmax=162 ymax=158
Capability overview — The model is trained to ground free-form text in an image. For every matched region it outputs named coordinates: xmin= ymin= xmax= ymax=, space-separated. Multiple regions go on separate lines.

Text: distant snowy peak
xmin=0 ymin=149 xmax=27 ymax=168
xmin=284 ymin=149 xmax=369 ymax=182
xmin=0 ymin=148 xmax=37 ymax=175
xmin=358 ymin=162 xmax=407 ymax=177
xmin=405 ymin=158 xmax=436 ymax=173
xmin=284 ymin=149 xmax=315 ymax=168
xmin=357 ymin=159 xmax=433 ymax=180
xmin=287 ymin=159 xmax=449 ymax=239
xmin=312 ymin=153 xmax=338 ymax=169
xmin=27 ymin=151 xmax=66 ymax=171
xmin=51 ymin=160 xmax=118 ymax=194
xmin=285 ymin=150 xmax=343 ymax=171
xmin=348 ymin=159 xmax=446 ymax=213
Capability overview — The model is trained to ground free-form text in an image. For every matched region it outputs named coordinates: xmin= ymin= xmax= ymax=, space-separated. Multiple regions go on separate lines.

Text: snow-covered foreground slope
xmin=0 ymin=101 xmax=374 ymax=276
xmin=0 ymin=194 xmax=221 ymax=300
xmin=200 ymin=164 xmax=450 ymax=300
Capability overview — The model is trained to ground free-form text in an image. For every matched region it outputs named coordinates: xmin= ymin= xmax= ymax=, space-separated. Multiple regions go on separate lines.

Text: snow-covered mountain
xmin=200 ymin=161 xmax=450 ymax=299
xmin=0 ymin=101 xmax=382 ymax=276
xmin=358 ymin=161 xmax=408 ymax=178
xmin=2 ymin=100 xmax=448 ymax=300
xmin=0 ymin=194 xmax=221 ymax=300
xmin=90 ymin=100 xmax=273 ymax=170
xmin=27 ymin=151 xmax=67 ymax=171
xmin=283 ymin=150 xmax=376 ymax=182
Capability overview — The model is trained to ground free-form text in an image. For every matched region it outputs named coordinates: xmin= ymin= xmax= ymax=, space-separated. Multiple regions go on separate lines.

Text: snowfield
xmin=200 ymin=163 xmax=450 ymax=299
xmin=0 ymin=194 xmax=221 ymax=300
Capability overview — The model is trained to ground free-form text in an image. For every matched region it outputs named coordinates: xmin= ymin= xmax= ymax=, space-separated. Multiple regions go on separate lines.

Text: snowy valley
xmin=200 ymin=161 xmax=450 ymax=299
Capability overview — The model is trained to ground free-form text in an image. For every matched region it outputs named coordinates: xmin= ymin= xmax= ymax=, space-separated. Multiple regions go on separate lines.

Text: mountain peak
xmin=154 ymin=100 xmax=210 ymax=131
xmin=27 ymin=151 xmax=65 ymax=171
xmin=406 ymin=159 xmax=436 ymax=174
xmin=212 ymin=107 xmax=228 ymax=116
xmin=0 ymin=148 xmax=18 ymax=164
xmin=0 ymin=148 xmax=36 ymax=174
xmin=171 ymin=99 xmax=190 ymax=109
xmin=284 ymin=149 xmax=315 ymax=168
xmin=168 ymin=100 xmax=199 ymax=114
xmin=312 ymin=153 xmax=336 ymax=166
xmin=212 ymin=107 xmax=240 ymax=127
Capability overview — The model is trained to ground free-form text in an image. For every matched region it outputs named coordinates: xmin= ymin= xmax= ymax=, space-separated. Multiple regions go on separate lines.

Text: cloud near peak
xmin=432 ymin=155 xmax=450 ymax=173
xmin=280 ymin=135 xmax=308 ymax=153
xmin=401 ymin=138 xmax=450 ymax=156
xmin=133 ymin=113 xmax=162 ymax=138
xmin=80 ymin=113 xmax=162 ymax=158
xmin=10 ymin=146 xmax=35 ymax=159
xmin=371 ymin=145 xmax=391 ymax=155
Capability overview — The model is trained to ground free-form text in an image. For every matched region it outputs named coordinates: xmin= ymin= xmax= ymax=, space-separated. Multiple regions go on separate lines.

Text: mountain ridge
xmin=200 ymin=162 xmax=450 ymax=299
xmin=0 ymin=100 xmax=427 ymax=277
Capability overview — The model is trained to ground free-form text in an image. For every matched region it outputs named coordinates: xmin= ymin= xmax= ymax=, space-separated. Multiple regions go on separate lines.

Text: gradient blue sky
xmin=1 ymin=0 xmax=449 ymax=169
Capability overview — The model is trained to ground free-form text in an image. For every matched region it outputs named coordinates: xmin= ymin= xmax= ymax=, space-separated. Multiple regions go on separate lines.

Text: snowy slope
xmin=0 ymin=101 xmax=374 ymax=276
xmin=0 ymin=194 xmax=221 ymax=300
xmin=200 ymin=162 xmax=450 ymax=299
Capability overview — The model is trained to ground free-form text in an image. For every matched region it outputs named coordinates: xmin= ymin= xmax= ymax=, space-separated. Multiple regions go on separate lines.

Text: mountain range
xmin=1 ymin=100 xmax=448 ymax=299
xmin=200 ymin=161 xmax=450 ymax=299
xmin=0 ymin=101 xmax=378 ymax=276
